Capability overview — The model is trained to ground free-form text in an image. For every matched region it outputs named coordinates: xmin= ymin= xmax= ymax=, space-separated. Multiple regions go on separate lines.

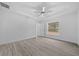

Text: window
xmin=48 ymin=22 xmax=59 ymax=35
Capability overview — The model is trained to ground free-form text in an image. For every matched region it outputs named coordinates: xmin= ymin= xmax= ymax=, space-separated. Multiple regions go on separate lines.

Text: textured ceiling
xmin=2 ymin=2 xmax=79 ymax=22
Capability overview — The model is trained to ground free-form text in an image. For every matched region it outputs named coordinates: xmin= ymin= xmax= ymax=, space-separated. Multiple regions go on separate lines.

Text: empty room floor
xmin=0 ymin=37 xmax=79 ymax=56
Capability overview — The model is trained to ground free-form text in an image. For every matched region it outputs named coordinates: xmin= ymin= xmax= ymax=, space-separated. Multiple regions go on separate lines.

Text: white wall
xmin=0 ymin=8 xmax=40 ymax=44
xmin=40 ymin=12 xmax=78 ymax=44
xmin=0 ymin=7 xmax=78 ymax=44
xmin=78 ymin=10 xmax=79 ymax=45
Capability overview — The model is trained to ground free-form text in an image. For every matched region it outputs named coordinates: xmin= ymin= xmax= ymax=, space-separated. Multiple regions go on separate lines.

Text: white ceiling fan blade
xmin=46 ymin=10 xmax=52 ymax=13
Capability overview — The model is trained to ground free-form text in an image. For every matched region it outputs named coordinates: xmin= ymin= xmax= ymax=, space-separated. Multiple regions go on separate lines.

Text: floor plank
xmin=0 ymin=37 xmax=79 ymax=56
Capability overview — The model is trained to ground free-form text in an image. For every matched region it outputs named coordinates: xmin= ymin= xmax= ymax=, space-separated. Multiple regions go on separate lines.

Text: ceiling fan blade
xmin=46 ymin=10 xmax=52 ymax=13
xmin=34 ymin=10 xmax=42 ymax=14
xmin=0 ymin=2 xmax=10 ymax=9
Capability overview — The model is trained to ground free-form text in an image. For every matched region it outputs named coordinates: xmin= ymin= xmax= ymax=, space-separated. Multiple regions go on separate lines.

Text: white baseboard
xmin=42 ymin=36 xmax=78 ymax=45
xmin=0 ymin=35 xmax=36 ymax=45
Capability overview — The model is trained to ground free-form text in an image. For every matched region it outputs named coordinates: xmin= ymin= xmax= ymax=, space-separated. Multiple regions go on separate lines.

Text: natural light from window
xmin=48 ymin=22 xmax=59 ymax=35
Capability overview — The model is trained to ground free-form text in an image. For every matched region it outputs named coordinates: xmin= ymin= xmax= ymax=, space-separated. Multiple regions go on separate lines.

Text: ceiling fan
xmin=34 ymin=3 xmax=52 ymax=16
xmin=40 ymin=7 xmax=46 ymax=16
xmin=0 ymin=2 xmax=10 ymax=9
xmin=34 ymin=5 xmax=52 ymax=17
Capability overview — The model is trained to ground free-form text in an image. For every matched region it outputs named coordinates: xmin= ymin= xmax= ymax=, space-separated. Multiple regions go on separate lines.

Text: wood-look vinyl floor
xmin=0 ymin=37 xmax=79 ymax=56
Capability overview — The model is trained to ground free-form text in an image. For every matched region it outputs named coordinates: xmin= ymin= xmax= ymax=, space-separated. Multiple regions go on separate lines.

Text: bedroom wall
xmin=0 ymin=8 xmax=40 ymax=44
xmin=40 ymin=12 xmax=78 ymax=44
xmin=78 ymin=10 xmax=79 ymax=45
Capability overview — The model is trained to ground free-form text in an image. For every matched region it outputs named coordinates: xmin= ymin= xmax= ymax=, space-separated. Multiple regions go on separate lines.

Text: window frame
xmin=47 ymin=20 xmax=60 ymax=36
